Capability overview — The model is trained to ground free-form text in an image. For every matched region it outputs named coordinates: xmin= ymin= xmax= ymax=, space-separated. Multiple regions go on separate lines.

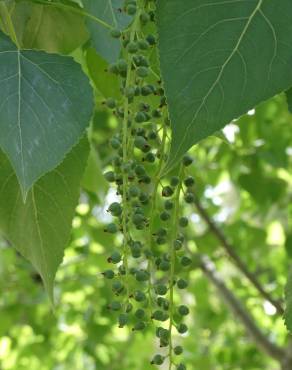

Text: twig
xmin=193 ymin=194 xmax=284 ymax=316
xmin=199 ymin=255 xmax=285 ymax=362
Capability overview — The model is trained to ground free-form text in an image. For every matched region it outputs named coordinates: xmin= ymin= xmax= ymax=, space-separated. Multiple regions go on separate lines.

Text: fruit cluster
xmin=102 ymin=1 xmax=195 ymax=369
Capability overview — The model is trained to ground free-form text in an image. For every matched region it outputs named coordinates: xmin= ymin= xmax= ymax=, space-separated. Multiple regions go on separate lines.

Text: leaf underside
xmin=0 ymin=30 xmax=93 ymax=197
xmin=0 ymin=138 xmax=89 ymax=302
xmin=157 ymin=0 xmax=292 ymax=172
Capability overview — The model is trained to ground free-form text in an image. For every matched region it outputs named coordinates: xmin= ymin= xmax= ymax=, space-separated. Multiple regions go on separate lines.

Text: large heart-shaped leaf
xmin=0 ymin=30 xmax=93 ymax=197
xmin=83 ymin=0 xmax=131 ymax=63
xmin=0 ymin=138 xmax=89 ymax=301
xmin=157 ymin=0 xmax=292 ymax=171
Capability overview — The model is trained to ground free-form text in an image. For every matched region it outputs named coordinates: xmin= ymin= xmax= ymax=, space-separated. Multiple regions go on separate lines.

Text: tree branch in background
xmin=193 ymin=194 xmax=284 ymax=316
xmin=199 ymin=255 xmax=285 ymax=362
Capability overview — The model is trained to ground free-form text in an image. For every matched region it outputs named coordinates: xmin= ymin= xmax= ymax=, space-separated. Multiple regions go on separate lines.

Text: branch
xmin=193 ymin=194 xmax=284 ymax=316
xmin=199 ymin=255 xmax=285 ymax=362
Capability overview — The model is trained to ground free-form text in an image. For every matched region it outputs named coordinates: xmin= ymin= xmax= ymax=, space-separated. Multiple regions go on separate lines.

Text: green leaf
xmin=83 ymin=0 xmax=131 ymax=63
xmin=0 ymin=137 xmax=89 ymax=302
xmin=0 ymin=0 xmax=89 ymax=54
xmin=82 ymin=145 xmax=108 ymax=200
xmin=0 ymin=30 xmax=93 ymax=197
xmin=86 ymin=48 xmax=121 ymax=99
xmin=157 ymin=0 xmax=292 ymax=172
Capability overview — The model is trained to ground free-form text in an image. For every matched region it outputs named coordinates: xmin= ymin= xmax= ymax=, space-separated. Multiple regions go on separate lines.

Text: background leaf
xmin=157 ymin=0 xmax=292 ymax=171
xmin=0 ymin=30 xmax=93 ymax=196
xmin=0 ymin=137 xmax=89 ymax=301
xmin=0 ymin=0 xmax=89 ymax=54
xmin=83 ymin=0 xmax=131 ymax=63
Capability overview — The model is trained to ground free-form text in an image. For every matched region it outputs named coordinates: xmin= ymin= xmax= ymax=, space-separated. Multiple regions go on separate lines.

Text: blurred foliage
xmin=1 ymin=93 xmax=292 ymax=369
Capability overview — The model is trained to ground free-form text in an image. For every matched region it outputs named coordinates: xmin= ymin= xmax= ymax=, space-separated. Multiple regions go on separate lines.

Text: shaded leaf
xmin=0 ymin=137 xmax=89 ymax=301
xmin=0 ymin=30 xmax=93 ymax=196
xmin=0 ymin=0 xmax=88 ymax=54
xmin=82 ymin=145 xmax=108 ymax=200
xmin=157 ymin=0 xmax=292 ymax=172
xmin=83 ymin=0 xmax=131 ymax=63
xmin=86 ymin=47 xmax=121 ymax=99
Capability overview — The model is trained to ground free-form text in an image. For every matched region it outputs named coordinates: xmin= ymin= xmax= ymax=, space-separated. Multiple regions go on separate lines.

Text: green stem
xmin=168 ymin=165 xmax=183 ymax=370
xmin=146 ymin=123 xmax=168 ymax=311
xmin=121 ymin=8 xmax=141 ymax=306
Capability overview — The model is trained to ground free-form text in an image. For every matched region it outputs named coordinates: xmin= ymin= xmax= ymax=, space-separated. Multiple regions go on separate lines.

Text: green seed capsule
xmin=134 ymin=136 xmax=148 ymax=150
xmin=129 ymin=185 xmax=140 ymax=198
xmin=177 ymin=279 xmax=188 ymax=289
xmin=179 ymin=217 xmax=189 ymax=227
xmin=145 ymin=152 xmax=155 ymax=163
xmin=146 ymin=34 xmax=156 ymax=45
xmin=180 ymin=256 xmax=192 ymax=267
xmin=184 ymin=176 xmax=195 ymax=187
xmin=137 ymin=66 xmax=149 ymax=78
xmin=135 ymin=308 xmax=145 ymax=319
xmin=177 ymin=323 xmax=188 ymax=334
xmin=105 ymin=97 xmax=116 ymax=109
xmin=105 ymin=223 xmax=118 ymax=234
xmin=156 ymin=236 xmax=166 ymax=245
xmin=127 ymin=41 xmax=139 ymax=53
xmin=118 ymin=313 xmax=128 ymax=327
xmin=110 ymin=301 xmax=122 ymax=311
xmin=174 ymin=346 xmax=183 ymax=355
xmin=103 ymin=269 xmax=115 ymax=279
xmin=110 ymin=29 xmax=121 ymax=38
xmin=173 ymin=239 xmax=183 ymax=250
xmin=108 ymin=202 xmax=122 ymax=216
xmin=135 ymin=270 xmax=149 ymax=282
xmin=178 ymin=305 xmax=190 ymax=316
xmin=182 ymin=155 xmax=193 ymax=166
xmin=151 ymin=354 xmax=164 ymax=365
xmin=140 ymin=11 xmax=150 ymax=24
xmin=135 ymin=111 xmax=147 ymax=123
xmin=132 ymin=213 xmax=145 ymax=226
xmin=155 ymin=284 xmax=168 ymax=296
xmin=104 ymin=171 xmax=115 ymax=182
xmin=110 ymin=137 xmax=120 ymax=149
xmin=124 ymin=86 xmax=135 ymax=99
xmin=109 ymin=251 xmax=122 ymax=264
xmin=160 ymin=211 xmax=170 ymax=221
xmin=134 ymin=290 xmax=146 ymax=302
xmin=162 ymin=186 xmax=174 ymax=197
xmin=138 ymin=39 xmax=149 ymax=50
xmin=157 ymin=228 xmax=167 ymax=237
xmin=152 ymin=310 xmax=169 ymax=322
xmin=156 ymin=327 xmax=169 ymax=340
xmin=141 ymin=85 xmax=152 ymax=96
xmin=133 ymin=321 xmax=146 ymax=331
xmin=184 ymin=193 xmax=195 ymax=203
xmin=159 ymin=260 xmax=170 ymax=271
xmin=177 ymin=363 xmax=186 ymax=370
xmin=112 ymin=280 xmax=123 ymax=292
xmin=117 ymin=59 xmax=128 ymax=72
xmin=135 ymin=164 xmax=146 ymax=176
xmin=152 ymin=109 xmax=162 ymax=118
